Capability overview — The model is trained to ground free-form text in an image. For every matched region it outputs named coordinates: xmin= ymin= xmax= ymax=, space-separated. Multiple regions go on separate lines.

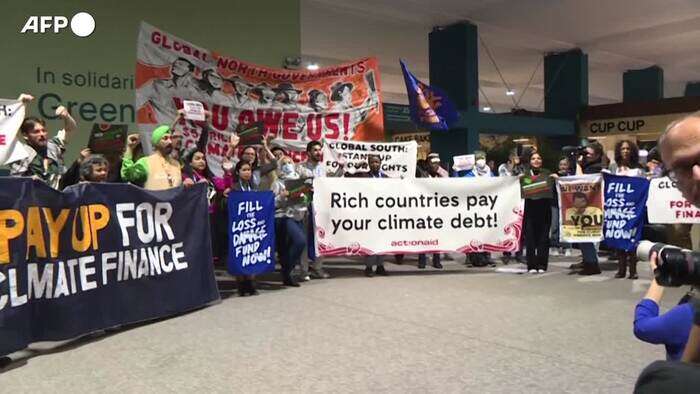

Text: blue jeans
xmin=307 ymin=203 xmax=316 ymax=262
xmin=276 ymin=218 xmax=306 ymax=277
xmin=579 ymin=243 xmax=598 ymax=265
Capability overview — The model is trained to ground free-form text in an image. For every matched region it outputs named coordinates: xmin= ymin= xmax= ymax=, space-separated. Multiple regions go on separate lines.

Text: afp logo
xmin=20 ymin=12 xmax=95 ymax=37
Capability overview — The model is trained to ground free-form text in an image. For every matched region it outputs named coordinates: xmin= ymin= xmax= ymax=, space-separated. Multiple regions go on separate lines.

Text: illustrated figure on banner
xmin=137 ymin=57 xmax=199 ymax=125
xmin=564 ymin=192 xmax=603 ymax=226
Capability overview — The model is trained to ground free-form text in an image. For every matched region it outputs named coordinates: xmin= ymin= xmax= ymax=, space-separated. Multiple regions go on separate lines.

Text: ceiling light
xmin=505 ymin=90 xmax=515 ymax=96
xmin=482 ymin=106 xmax=492 ymax=112
xmin=307 ymin=63 xmax=319 ymax=71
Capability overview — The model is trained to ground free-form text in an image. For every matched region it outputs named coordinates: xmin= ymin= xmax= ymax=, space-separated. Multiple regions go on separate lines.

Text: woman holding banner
xmin=272 ymin=156 xmax=311 ymax=287
xmin=231 ymin=160 xmax=260 ymax=296
xmin=521 ymin=152 xmax=554 ymax=273
xmin=550 ymin=157 xmax=574 ymax=257
xmin=608 ymin=140 xmax=645 ymax=279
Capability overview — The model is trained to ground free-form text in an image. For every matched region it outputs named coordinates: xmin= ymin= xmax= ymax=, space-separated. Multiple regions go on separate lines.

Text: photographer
xmin=635 ymin=113 xmax=700 ymax=392
xmin=634 ymin=252 xmax=693 ymax=361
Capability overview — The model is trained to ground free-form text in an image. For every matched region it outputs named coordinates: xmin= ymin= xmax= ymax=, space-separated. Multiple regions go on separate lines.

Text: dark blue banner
xmin=602 ymin=173 xmax=650 ymax=251
xmin=227 ymin=191 xmax=276 ymax=276
xmin=400 ymin=59 xmax=459 ymax=131
xmin=0 ymin=178 xmax=220 ymax=357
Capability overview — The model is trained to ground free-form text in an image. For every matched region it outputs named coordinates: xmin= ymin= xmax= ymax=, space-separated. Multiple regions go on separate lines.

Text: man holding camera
xmin=635 ymin=113 xmax=700 ymax=392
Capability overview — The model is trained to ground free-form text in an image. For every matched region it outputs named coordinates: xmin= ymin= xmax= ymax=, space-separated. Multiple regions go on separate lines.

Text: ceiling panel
xmin=302 ymin=0 xmax=700 ymax=112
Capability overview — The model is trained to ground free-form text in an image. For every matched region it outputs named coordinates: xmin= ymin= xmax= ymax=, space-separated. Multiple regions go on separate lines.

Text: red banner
xmin=136 ymin=22 xmax=384 ymax=175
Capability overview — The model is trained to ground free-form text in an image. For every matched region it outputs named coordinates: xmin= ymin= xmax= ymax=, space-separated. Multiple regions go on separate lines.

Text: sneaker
xmin=302 ymin=275 xmax=311 ymax=282
xmin=375 ymin=265 xmax=389 ymax=276
xmin=550 ymin=248 xmax=560 ymax=257
xmin=537 ymin=269 xmax=545 ymax=274
xmin=433 ymin=261 xmax=443 ymax=269
xmin=310 ymin=269 xmax=330 ymax=279
xmin=528 ymin=269 xmax=537 ymax=274
xmin=364 ymin=266 xmax=374 ymax=277
xmin=564 ymin=249 xmax=573 ymax=257
xmin=569 ymin=262 xmax=584 ymax=270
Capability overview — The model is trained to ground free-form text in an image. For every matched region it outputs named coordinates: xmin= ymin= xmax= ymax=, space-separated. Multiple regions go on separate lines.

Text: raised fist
xmin=55 ymin=105 xmax=69 ymax=118
xmin=126 ymin=133 xmax=141 ymax=150
xmin=78 ymin=148 xmax=92 ymax=163
xmin=229 ymin=133 xmax=240 ymax=149
xmin=18 ymin=93 xmax=34 ymax=103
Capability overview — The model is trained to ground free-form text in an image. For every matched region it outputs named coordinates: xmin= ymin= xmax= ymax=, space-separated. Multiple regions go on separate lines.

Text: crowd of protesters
xmin=4 ymin=92 xmax=680 ymax=295
xmin=11 ymin=92 xmax=700 ymax=389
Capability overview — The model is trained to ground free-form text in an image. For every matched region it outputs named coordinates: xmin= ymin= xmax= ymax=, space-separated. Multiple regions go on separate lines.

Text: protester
xmin=498 ymin=152 xmax=522 ymax=177
xmin=500 ymin=151 xmax=525 ymax=264
xmin=8 ymin=93 xmax=78 ymax=189
xmin=454 ymin=151 xmax=492 ymax=178
xmin=229 ymin=136 xmax=278 ymax=190
xmin=60 ymin=148 xmax=95 ymax=189
xmin=454 ymin=151 xmax=492 ymax=266
xmin=426 ymin=153 xmax=449 ymax=177
xmin=395 ymin=154 xmax=444 ymax=266
xmin=351 ymin=155 xmax=390 ymax=277
xmin=633 ymin=253 xmax=693 ymax=361
xmin=417 ymin=155 xmax=442 ymax=269
xmin=121 ymin=125 xmax=183 ymax=190
xmin=298 ymin=140 xmax=344 ymax=279
xmin=78 ymin=154 xmax=110 ymax=183
xmin=474 ymin=152 xmax=493 ymax=177
xmin=521 ymin=152 xmax=554 ymax=273
xmin=550 ymin=157 xmax=573 ymax=257
xmin=570 ymin=142 xmax=604 ymax=275
xmin=272 ymin=156 xmax=311 ymax=287
xmin=230 ymin=160 xmax=260 ymax=296
xmin=608 ymin=140 xmax=645 ymax=279
xmin=645 ymin=147 xmax=664 ymax=179
xmin=270 ymin=146 xmax=286 ymax=161
xmin=487 ymin=159 xmax=497 ymax=177
xmin=182 ymin=148 xmax=232 ymax=264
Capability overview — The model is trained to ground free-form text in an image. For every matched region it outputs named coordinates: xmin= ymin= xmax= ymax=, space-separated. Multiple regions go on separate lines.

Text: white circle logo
xmin=70 ymin=12 xmax=95 ymax=37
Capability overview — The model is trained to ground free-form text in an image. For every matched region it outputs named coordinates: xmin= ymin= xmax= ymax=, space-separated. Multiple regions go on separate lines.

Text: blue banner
xmin=602 ymin=173 xmax=650 ymax=251
xmin=227 ymin=191 xmax=276 ymax=276
xmin=400 ymin=60 xmax=459 ymax=131
xmin=0 ymin=179 xmax=220 ymax=357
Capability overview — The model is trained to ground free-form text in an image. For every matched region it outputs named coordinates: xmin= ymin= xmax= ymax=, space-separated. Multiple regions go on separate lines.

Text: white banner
xmin=0 ymin=100 xmax=27 ymax=165
xmin=322 ymin=140 xmax=417 ymax=179
xmin=312 ymin=177 xmax=523 ymax=255
xmin=647 ymin=177 xmax=700 ymax=223
xmin=556 ymin=175 xmax=605 ymax=243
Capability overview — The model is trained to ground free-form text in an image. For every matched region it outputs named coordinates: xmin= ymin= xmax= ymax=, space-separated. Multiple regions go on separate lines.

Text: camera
xmin=562 ymin=145 xmax=586 ymax=157
xmin=637 ymin=241 xmax=700 ymax=287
